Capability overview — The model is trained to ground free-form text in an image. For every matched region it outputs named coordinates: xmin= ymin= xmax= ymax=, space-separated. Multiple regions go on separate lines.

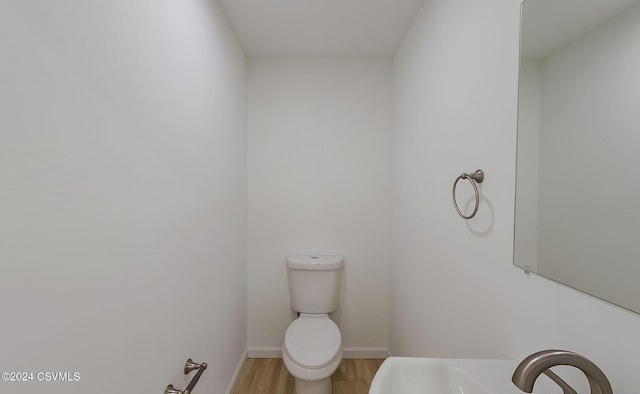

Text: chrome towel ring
xmin=452 ymin=169 xmax=484 ymax=219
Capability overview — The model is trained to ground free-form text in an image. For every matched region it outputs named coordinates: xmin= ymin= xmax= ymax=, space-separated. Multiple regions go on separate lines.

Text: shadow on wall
xmin=464 ymin=194 xmax=494 ymax=236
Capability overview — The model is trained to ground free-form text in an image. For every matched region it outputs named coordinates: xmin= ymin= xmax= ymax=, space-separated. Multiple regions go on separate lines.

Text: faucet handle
xmin=542 ymin=369 xmax=577 ymax=394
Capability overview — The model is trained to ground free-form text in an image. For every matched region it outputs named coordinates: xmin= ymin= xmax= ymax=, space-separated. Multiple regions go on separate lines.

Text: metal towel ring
xmin=452 ymin=170 xmax=484 ymax=219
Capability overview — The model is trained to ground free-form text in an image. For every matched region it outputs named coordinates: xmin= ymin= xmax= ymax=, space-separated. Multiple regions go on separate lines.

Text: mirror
xmin=515 ymin=0 xmax=640 ymax=313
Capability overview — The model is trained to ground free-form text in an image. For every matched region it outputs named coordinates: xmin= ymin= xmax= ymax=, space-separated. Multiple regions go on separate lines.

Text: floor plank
xmin=231 ymin=358 xmax=384 ymax=394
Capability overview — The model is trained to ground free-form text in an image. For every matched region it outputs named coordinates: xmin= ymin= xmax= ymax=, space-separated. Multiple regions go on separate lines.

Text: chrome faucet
xmin=512 ymin=350 xmax=613 ymax=394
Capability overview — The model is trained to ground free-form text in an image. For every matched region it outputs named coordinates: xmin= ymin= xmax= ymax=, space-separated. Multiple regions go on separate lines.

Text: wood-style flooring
xmin=231 ymin=358 xmax=385 ymax=394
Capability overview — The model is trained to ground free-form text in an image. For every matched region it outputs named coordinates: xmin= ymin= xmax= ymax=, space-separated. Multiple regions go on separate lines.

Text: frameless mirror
xmin=515 ymin=0 xmax=640 ymax=313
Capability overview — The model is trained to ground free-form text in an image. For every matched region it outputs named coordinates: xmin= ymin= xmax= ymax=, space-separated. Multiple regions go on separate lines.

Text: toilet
xmin=282 ymin=255 xmax=344 ymax=394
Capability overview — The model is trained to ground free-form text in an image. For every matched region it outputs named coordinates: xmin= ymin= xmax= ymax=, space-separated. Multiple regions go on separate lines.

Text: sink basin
xmin=369 ymin=357 xmax=560 ymax=394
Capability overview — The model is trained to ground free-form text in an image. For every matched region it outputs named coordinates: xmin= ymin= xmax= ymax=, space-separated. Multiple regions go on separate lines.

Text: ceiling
xmin=216 ymin=0 xmax=425 ymax=56
xmin=521 ymin=0 xmax=639 ymax=59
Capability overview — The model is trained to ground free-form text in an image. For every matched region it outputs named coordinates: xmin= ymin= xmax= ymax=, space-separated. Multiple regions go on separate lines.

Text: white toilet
xmin=282 ymin=255 xmax=344 ymax=394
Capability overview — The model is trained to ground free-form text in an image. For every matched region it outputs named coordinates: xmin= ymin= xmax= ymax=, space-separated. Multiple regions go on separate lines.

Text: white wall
xmin=537 ymin=2 xmax=640 ymax=311
xmin=0 ymin=1 xmax=246 ymax=393
xmin=391 ymin=0 xmax=640 ymax=391
xmin=514 ymin=60 xmax=541 ymax=272
xmin=247 ymin=58 xmax=392 ymax=356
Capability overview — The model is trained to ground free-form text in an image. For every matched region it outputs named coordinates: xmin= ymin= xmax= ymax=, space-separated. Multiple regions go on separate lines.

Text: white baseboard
xmin=248 ymin=346 xmax=282 ymax=358
xmin=342 ymin=347 xmax=390 ymax=359
xmin=247 ymin=346 xmax=389 ymax=359
xmin=225 ymin=348 xmax=248 ymax=394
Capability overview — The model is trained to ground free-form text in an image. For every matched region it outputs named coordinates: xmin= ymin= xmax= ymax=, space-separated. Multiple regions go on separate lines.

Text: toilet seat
xmin=283 ymin=314 xmax=341 ymax=370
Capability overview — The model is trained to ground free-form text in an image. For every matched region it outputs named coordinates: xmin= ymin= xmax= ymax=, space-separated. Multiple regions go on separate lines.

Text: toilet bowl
xmin=282 ymin=255 xmax=344 ymax=394
xmin=283 ymin=314 xmax=343 ymax=393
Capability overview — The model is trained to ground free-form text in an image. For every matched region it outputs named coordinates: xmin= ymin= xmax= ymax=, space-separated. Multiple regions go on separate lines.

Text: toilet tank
xmin=287 ymin=255 xmax=344 ymax=314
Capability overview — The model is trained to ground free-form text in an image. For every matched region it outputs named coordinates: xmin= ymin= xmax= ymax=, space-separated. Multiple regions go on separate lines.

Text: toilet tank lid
xmin=287 ymin=255 xmax=344 ymax=270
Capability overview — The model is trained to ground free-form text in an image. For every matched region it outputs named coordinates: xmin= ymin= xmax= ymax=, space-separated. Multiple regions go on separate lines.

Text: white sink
xmin=369 ymin=357 xmax=560 ymax=394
